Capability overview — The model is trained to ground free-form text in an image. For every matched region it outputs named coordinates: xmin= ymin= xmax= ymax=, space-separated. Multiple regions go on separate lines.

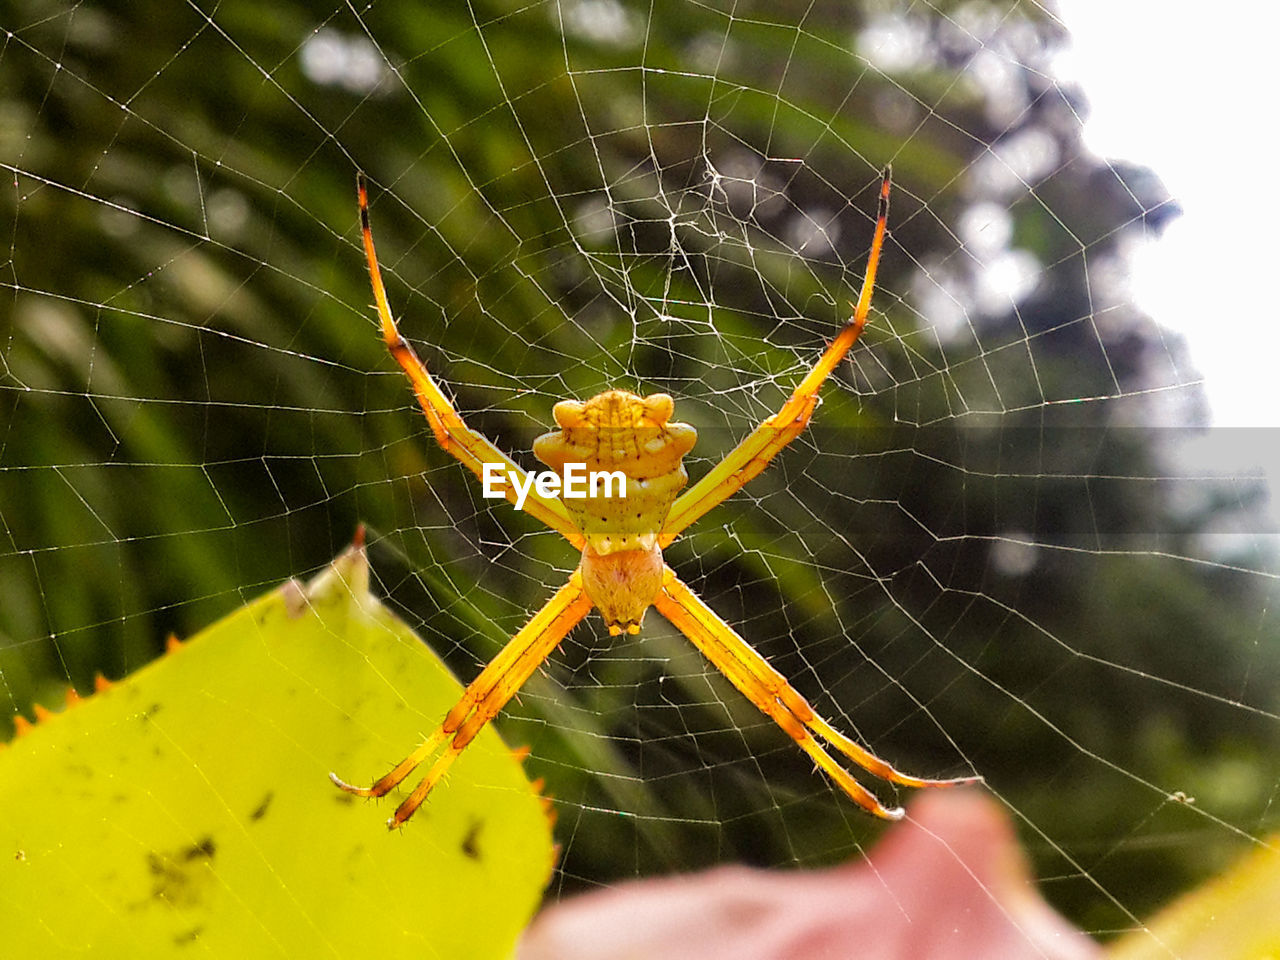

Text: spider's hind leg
xmin=652 ymin=565 xmax=980 ymax=819
xmin=330 ymin=573 xmax=594 ymax=828
xmin=329 ymin=728 xmax=449 ymax=799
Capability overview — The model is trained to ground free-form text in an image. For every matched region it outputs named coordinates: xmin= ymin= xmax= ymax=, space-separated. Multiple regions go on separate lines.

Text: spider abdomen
xmin=578 ymin=541 xmax=664 ymax=635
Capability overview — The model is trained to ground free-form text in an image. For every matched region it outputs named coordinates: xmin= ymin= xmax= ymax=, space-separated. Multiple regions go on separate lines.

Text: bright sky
xmin=1055 ymin=0 xmax=1279 ymax=429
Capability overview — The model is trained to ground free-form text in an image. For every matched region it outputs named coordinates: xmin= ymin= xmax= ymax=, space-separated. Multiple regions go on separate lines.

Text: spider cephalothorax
xmin=332 ymin=168 xmax=981 ymax=829
xmin=532 ymin=389 xmax=696 ymax=634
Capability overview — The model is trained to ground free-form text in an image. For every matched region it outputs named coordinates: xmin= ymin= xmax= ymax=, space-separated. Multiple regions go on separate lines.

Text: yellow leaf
xmin=0 ymin=538 xmax=554 ymax=958
xmin=1108 ymin=833 xmax=1280 ymax=960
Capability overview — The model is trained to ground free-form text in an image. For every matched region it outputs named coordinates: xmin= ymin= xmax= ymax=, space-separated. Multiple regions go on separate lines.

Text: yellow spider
xmin=331 ymin=168 xmax=980 ymax=828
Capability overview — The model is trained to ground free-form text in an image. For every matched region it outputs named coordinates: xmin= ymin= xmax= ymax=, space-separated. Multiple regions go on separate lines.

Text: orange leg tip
xmin=511 ymin=744 xmax=532 ymax=762
xmin=93 ymin=673 xmax=111 ymax=692
xmin=32 ymin=702 xmax=52 ymax=722
xmin=165 ymin=633 xmax=182 ymax=653
xmin=12 ymin=714 xmax=32 ymax=736
xmin=65 ymin=687 xmax=83 ymax=707
xmin=352 ymin=523 xmax=367 ymax=549
xmin=388 ymin=800 xmax=419 ymax=830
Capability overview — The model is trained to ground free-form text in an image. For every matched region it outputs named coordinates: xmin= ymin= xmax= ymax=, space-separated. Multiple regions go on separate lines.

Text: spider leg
xmin=659 ymin=168 xmax=891 ymax=545
xmin=357 ymin=173 xmax=585 ymax=549
xmin=331 ymin=571 xmax=594 ymax=828
xmin=652 ymin=566 xmax=979 ymax=819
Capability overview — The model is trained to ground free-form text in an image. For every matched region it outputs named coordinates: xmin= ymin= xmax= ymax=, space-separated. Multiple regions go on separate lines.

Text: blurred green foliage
xmin=2 ymin=0 xmax=1277 ymax=939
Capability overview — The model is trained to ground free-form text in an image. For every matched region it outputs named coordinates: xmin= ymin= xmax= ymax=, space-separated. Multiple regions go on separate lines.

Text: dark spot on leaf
xmin=250 ymin=791 xmax=274 ymax=821
xmin=183 ymin=837 xmax=216 ymax=861
xmin=173 ymin=925 xmax=203 ymax=945
xmin=145 ymin=837 xmax=216 ymax=908
xmin=461 ymin=819 xmax=484 ymax=860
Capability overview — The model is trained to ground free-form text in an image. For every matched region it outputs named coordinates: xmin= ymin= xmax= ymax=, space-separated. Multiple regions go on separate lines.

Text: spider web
xmin=2 ymin=0 xmax=1278 ymax=950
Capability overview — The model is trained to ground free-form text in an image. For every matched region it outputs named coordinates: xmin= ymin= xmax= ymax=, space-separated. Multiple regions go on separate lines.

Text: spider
xmin=331 ymin=168 xmax=981 ymax=828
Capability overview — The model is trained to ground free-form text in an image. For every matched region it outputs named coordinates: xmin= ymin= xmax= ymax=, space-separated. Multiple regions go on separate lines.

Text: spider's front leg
xmin=653 ymin=566 xmax=980 ymax=818
xmin=331 ymin=573 xmax=594 ymax=828
xmin=356 ymin=172 xmax=584 ymax=549
xmin=660 ymin=167 xmax=891 ymax=545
